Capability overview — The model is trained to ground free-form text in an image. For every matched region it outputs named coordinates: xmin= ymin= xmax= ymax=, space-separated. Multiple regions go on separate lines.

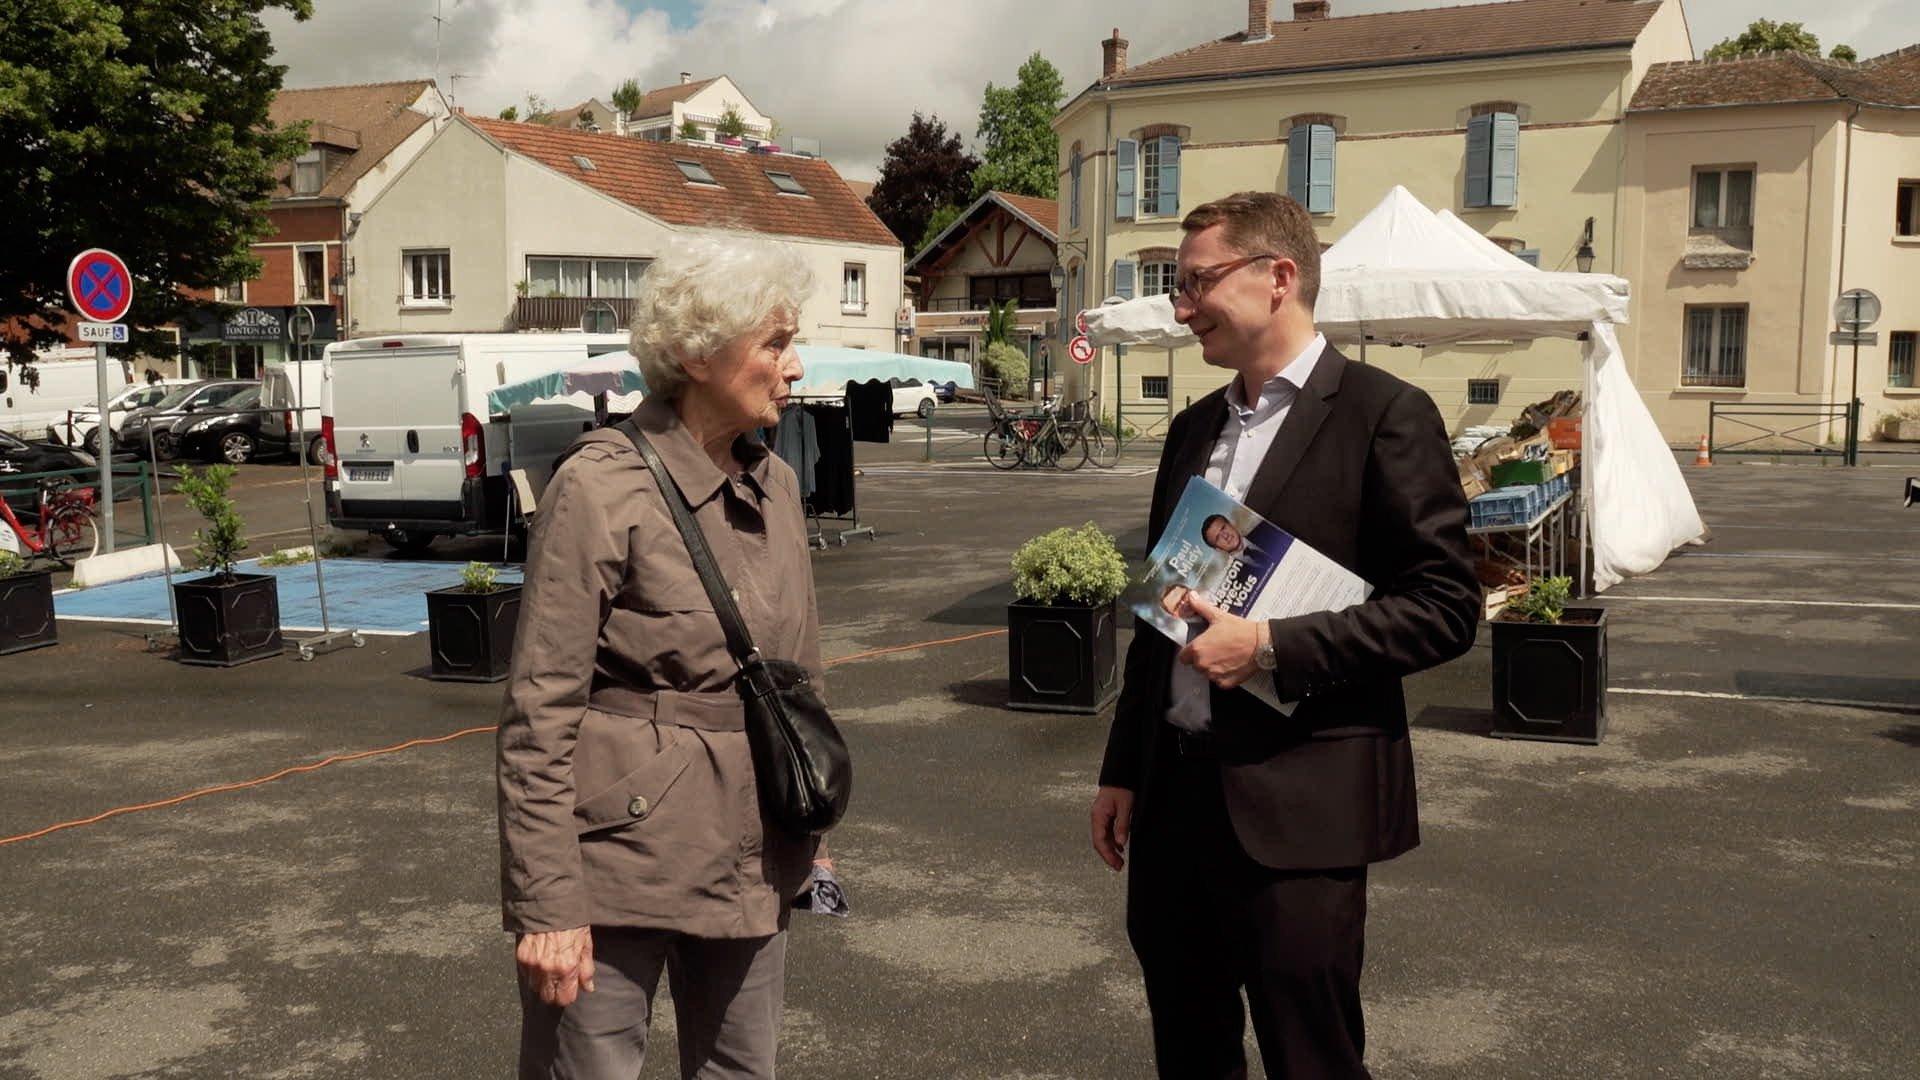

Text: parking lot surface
xmin=1 ymin=445 xmax=1915 ymax=1078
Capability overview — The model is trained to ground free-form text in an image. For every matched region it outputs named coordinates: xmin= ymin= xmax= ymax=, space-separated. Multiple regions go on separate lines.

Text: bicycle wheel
xmin=46 ymin=501 xmax=100 ymax=565
xmin=1025 ymin=424 xmax=1062 ymax=469
xmin=983 ymin=428 xmax=1022 ymax=470
xmin=1085 ymin=424 xmax=1120 ymax=468
xmin=1054 ymin=423 xmax=1088 ymax=471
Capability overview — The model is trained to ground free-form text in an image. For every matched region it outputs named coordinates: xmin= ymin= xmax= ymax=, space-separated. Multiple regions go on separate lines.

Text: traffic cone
xmin=1694 ymin=434 xmax=1712 ymax=467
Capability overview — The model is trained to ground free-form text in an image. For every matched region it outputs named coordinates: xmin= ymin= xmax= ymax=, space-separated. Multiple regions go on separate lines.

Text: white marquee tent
xmin=1082 ymin=185 xmax=1705 ymax=592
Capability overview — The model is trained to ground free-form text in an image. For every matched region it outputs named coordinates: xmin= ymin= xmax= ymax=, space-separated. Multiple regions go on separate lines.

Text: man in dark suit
xmin=1091 ymin=192 xmax=1480 ymax=1079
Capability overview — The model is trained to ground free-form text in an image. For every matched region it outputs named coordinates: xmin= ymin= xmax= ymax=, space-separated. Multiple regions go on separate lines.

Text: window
xmin=765 ymin=170 xmax=807 ymax=195
xmin=1140 ymin=260 xmax=1177 ymax=298
xmin=1898 ymin=181 xmax=1920 ymax=237
xmin=1069 ymin=147 xmax=1082 ymax=231
xmin=674 ymin=160 xmax=719 ymax=185
xmin=1892 ymin=331 xmax=1917 ymax=388
xmin=1112 ymin=259 xmax=1136 ymax=300
xmin=1467 ymin=379 xmax=1501 ymax=405
xmin=841 ymin=263 xmax=866 ymax=312
xmin=292 ymin=149 xmax=324 ymax=195
xmin=215 ymin=279 xmax=246 ymax=303
xmin=1694 ymin=167 xmax=1755 ymax=229
xmin=1683 ymin=305 xmax=1748 ymax=387
xmin=1287 ymin=124 xmax=1336 ymax=214
xmin=404 ymin=249 xmax=451 ymax=305
xmin=1141 ymin=375 xmax=1169 ymax=400
xmin=571 ymin=154 xmax=596 ymax=172
xmin=296 ymin=246 xmax=327 ymax=303
xmin=1464 ymin=112 xmax=1519 ymax=209
xmin=526 ymin=256 xmax=649 ymax=298
xmin=1115 ymin=135 xmax=1180 ymax=220
xmin=968 ymin=273 xmax=1051 ymax=310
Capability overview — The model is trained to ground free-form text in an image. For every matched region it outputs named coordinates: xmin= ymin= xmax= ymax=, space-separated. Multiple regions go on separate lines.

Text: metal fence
xmin=1708 ymin=400 xmax=1858 ymax=462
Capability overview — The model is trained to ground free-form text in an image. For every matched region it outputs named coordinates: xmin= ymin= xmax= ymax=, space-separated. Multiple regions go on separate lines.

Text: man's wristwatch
xmin=1255 ymin=624 xmax=1278 ymax=671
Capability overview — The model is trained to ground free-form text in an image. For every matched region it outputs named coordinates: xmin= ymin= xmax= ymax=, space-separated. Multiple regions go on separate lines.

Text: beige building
xmin=347 ymin=114 xmax=901 ymax=349
xmin=905 ymin=191 xmax=1060 ymax=386
xmin=1622 ymin=48 xmax=1920 ymax=445
xmin=1051 ymin=0 xmax=1693 ymax=434
xmin=545 ymin=75 xmax=776 ymax=145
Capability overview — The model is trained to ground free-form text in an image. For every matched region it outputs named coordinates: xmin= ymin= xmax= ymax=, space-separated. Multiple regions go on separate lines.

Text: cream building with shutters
xmin=1051 ymin=0 xmax=1693 ymax=436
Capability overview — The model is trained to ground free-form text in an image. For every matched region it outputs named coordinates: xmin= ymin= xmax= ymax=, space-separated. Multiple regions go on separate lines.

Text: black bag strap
xmin=616 ymin=421 xmax=762 ymax=671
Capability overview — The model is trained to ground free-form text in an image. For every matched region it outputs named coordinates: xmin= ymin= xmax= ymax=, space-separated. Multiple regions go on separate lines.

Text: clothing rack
xmin=777 ymin=395 xmax=875 ymax=548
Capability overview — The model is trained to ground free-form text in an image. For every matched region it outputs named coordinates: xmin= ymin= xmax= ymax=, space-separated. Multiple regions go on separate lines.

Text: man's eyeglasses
xmin=1171 ymin=254 xmax=1280 ymax=304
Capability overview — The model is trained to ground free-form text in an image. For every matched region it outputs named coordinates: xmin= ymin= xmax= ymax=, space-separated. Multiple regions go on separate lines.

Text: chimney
xmin=1102 ymin=28 xmax=1129 ymax=80
xmin=1247 ymin=0 xmax=1271 ymax=40
xmin=679 ymin=71 xmax=692 ymax=84
xmin=1294 ymin=1 xmax=1330 ymax=20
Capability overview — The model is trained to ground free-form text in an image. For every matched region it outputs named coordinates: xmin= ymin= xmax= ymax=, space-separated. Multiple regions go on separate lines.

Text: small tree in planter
xmin=0 ymin=549 xmax=58 ymax=655
xmin=426 ymin=560 xmax=522 ymax=682
xmin=172 ymin=464 xmax=283 ymax=665
xmin=1489 ymin=576 xmax=1608 ymax=744
xmin=1007 ymin=523 xmax=1128 ymax=713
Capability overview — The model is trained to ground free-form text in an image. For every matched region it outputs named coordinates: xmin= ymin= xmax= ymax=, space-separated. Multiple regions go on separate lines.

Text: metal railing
xmin=514 ymin=296 xmax=634 ymax=331
xmin=918 ymin=298 xmax=1056 ymax=314
xmin=0 ymin=461 xmax=160 ymax=549
xmin=1708 ymin=400 xmax=1858 ymax=461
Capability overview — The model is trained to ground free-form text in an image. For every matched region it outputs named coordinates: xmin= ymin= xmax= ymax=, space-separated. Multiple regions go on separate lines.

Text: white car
xmin=890 ymin=383 xmax=938 ymax=420
xmin=53 ymin=379 xmax=195 ymax=453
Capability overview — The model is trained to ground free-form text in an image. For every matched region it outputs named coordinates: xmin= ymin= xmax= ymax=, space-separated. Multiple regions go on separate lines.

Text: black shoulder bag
xmin=619 ymin=422 xmax=852 ymax=836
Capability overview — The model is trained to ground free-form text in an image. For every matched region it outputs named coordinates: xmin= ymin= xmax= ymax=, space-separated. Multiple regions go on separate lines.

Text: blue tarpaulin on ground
xmin=54 ymin=558 xmax=523 ymax=636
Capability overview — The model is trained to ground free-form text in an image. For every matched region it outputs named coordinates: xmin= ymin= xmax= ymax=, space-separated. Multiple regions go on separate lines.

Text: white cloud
xmin=266 ymin=0 xmax=1920 ymax=180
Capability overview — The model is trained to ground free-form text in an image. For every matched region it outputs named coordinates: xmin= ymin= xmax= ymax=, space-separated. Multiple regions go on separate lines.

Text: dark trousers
xmin=1127 ymin=751 xmax=1371 ymax=1080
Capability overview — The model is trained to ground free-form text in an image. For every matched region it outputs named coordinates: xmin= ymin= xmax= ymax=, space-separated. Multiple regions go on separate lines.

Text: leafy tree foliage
xmin=1705 ymin=19 xmax=1854 ymax=62
xmin=611 ymin=78 xmax=642 ymax=116
xmin=869 ymin=113 xmax=977 ymax=249
xmin=971 ymin=52 xmax=1064 ymax=199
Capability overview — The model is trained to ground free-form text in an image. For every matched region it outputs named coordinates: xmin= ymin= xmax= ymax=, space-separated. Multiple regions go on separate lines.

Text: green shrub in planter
xmin=1008 ymin=523 xmax=1128 ymax=714
xmin=172 ymin=464 xmax=283 ymax=665
xmin=427 ymin=561 xmax=523 ymax=682
xmin=1491 ymin=576 xmax=1608 ymax=744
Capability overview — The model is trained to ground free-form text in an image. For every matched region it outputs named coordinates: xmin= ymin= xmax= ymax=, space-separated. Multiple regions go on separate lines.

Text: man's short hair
xmin=1181 ymin=191 xmax=1321 ymax=309
xmin=1202 ymin=514 xmax=1230 ymax=540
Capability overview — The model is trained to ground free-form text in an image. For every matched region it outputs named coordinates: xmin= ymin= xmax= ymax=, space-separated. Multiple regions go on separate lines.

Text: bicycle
xmin=0 ymin=476 xmax=101 ymax=565
xmin=982 ymin=388 xmax=1090 ymax=471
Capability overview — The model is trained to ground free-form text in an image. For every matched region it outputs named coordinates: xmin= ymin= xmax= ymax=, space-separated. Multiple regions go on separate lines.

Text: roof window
xmin=765 ymin=170 xmax=807 ymax=195
xmin=675 ymin=160 xmax=720 ymax=185
xmin=571 ymin=154 xmax=596 ymax=172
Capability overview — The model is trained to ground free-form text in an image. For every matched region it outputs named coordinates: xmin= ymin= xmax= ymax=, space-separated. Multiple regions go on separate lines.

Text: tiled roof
xmin=1103 ymin=0 xmax=1663 ymax=88
xmin=906 ymin=191 xmax=1060 ymax=271
xmin=998 ymin=193 xmax=1061 ymax=236
xmin=467 ymin=116 xmax=899 ymax=249
xmin=1630 ymin=46 xmax=1920 ymax=111
xmin=631 ymin=78 xmax=719 ymax=119
xmin=845 ymin=179 xmax=875 ymax=202
xmin=270 ymin=80 xmax=437 ymax=200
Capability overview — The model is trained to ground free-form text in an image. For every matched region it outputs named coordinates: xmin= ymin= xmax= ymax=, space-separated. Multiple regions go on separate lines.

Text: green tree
xmin=870 ymin=112 xmax=978 ymax=249
xmin=971 ymin=52 xmax=1065 ymax=199
xmin=498 ymin=104 xmax=520 ymax=122
xmin=611 ymin=78 xmax=642 ymax=116
xmin=0 ymin=0 xmax=315 ymax=365
xmin=981 ymin=341 xmax=1030 ymax=399
xmin=1704 ymin=18 xmax=1849 ymax=61
xmin=1829 ymin=44 xmax=1858 ymax=63
xmin=984 ymin=299 xmax=1018 ymax=347
xmin=678 ymin=117 xmax=704 ymax=140
xmin=716 ymin=104 xmax=750 ymax=138
xmin=524 ymin=93 xmax=552 ymax=124
xmin=916 ymin=202 xmax=967 ymax=253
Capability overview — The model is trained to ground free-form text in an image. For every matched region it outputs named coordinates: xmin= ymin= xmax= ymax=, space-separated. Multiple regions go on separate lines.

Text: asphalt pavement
xmin=1 ymin=427 xmax=1915 ymax=1078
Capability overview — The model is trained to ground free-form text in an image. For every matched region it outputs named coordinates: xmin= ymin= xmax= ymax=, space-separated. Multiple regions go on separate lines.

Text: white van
xmin=322 ymin=333 xmax=631 ymax=553
xmin=0 ymin=356 xmax=134 ymax=439
xmin=259 ymin=358 xmax=326 ymax=463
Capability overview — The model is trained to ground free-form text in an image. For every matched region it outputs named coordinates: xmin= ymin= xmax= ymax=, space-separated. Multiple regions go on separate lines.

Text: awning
xmin=486 ymin=352 xmax=647 ymax=417
xmin=792 ymin=345 xmax=975 ymax=396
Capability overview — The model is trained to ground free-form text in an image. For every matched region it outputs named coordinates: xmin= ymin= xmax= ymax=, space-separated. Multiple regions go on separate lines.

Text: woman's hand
xmin=516 ymin=926 xmax=596 ymax=1008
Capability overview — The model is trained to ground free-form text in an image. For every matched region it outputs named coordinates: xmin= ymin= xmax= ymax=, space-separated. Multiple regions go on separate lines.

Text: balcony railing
xmin=515 ymin=296 xmax=634 ymax=332
xmin=920 ymin=297 xmax=1057 ymax=313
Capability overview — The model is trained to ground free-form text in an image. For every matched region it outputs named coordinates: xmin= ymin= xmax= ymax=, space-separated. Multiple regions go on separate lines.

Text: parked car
xmin=0 ymin=429 xmax=94 ymax=504
xmin=930 ymin=380 xmax=958 ymax=404
xmin=51 ymin=378 xmax=196 ymax=454
xmin=891 ymin=382 xmax=938 ymax=419
xmin=116 ymin=380 xmax=257 ymax=461
xmin=172 ymin=385 xmax=267 ymax=464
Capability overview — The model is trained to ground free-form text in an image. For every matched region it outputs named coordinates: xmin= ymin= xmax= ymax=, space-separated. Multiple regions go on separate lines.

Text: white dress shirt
xmin=1166 ymin=333 xmax=1328 ymax=733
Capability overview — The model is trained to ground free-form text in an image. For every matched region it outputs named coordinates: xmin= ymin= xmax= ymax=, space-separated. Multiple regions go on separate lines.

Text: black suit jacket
xmin=1100 ymin=345 xmax=1480 ymax=870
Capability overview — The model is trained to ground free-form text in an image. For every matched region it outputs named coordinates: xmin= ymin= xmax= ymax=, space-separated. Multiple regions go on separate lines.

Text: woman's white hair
xmin=629 ymin=232 xmax=814 ymax=400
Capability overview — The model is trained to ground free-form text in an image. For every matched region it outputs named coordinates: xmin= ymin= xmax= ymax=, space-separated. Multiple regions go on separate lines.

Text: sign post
xmin=1834 ymin=288 xmax=1881 ymax=466
xmin=68 ymin=249 xmax=134 ymax=554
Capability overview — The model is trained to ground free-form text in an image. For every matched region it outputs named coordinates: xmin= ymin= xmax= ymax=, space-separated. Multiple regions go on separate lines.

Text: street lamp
xmin=1575 ymin=216 xmax=1596 ymax=274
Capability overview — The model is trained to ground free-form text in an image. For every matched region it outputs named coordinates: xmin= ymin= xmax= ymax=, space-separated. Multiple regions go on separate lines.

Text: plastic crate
xmin=1470 ymin=487 xmax=1536 ymax=528
xmin=1491 ymin=459 xmax=1553 ymax=487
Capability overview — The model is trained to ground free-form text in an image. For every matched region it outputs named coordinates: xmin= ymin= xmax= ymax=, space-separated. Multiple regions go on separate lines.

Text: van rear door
xmin=330 ymin=345 xmax=465 ymax=521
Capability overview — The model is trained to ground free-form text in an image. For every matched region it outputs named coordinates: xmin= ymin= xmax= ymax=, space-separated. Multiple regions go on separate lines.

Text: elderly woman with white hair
xmin=498 ymin=234 xmax=824 ymax=1079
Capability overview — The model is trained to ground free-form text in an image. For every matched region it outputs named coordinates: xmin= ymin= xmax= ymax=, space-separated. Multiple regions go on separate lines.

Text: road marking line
xmin=1611 ymin=686 xmax=1920 ymax=714
xmin=1604 ymin=594 xmax=1920 ymax=611
xmin=52 ymin=613 xmax=414 ymax=636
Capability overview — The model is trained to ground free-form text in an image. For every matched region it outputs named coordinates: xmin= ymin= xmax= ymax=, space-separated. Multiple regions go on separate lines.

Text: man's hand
xmin=516 ymin=926 xmax=596 ymax=1008
xmin=1090 ymin=786 xmax=1135 ymax=872
xmin=1177 ymin=594 xmax=1263 ymax=689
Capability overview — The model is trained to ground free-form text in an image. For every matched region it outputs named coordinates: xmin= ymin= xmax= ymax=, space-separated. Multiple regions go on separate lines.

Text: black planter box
xmin=0 ymin=570 xmax=57 ymax=655
xmin=173 ymin=572 xmax=284 ymax=666
xmin=1007 ymin=598 xmax=1120 ymax=714
xmin=1490 ymin=606 xmax=1607 ymax=744
xmin=426 ymin=584 xmax=522 ymax=682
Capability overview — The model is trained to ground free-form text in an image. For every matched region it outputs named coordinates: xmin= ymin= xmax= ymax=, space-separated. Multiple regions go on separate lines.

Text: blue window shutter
xmin=1489 ymin=112 xmax=1519 ymax=207
xmin=1308 ymin=124 xmax=1336 ymax=214
xmin=1113 ymin=259 xmax=1136 ymax=300
xmin=1115 ymin=139 xmax=1137 ymax=221
xmin=1069 ymin=151 xmax=1081 ymax=230
xmin=1157 ymin=136 xmax=1181 ymax=217
xmin=1287 ymin=125 xmax=1309 ymax=204
xmin=1464 ymin=114 xmax=1492 ymax=208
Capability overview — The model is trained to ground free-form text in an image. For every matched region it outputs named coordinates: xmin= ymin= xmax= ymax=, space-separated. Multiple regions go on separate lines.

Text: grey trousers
xmin=518 ymin=928 xmax=786 ymax=1080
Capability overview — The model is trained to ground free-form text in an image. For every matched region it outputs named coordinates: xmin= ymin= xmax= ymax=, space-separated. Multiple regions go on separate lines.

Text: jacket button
xmin=627 ymin=795 xmax=649 ymax=819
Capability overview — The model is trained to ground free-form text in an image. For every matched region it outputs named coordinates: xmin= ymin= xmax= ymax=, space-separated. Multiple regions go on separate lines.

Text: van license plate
xmin=346 ymin=463 xmax=393 ymax=482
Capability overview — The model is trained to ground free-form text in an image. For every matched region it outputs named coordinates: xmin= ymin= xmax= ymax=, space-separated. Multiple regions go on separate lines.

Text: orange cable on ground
xmin=0 ymin=628 xmax=1011 ymax=848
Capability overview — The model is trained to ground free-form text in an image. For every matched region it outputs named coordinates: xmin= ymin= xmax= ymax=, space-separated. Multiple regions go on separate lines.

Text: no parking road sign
xmin=67 ymin=248 xmax=134 ymax=324
xmin=1069 ymin=335 xmax=1095 ymax=365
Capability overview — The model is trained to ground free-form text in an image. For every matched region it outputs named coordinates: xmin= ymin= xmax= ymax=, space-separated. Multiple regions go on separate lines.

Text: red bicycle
xmin=0 ymin=477 xmax=100 ymax=565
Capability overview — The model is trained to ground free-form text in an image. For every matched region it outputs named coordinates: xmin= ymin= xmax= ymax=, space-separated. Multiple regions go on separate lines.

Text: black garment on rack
xmin=805 ymin=404 xmax=856 ymax=516
xmin=845 ymin=379 xmax=894 ymax=443
xmin=772 ymin=406 xmax=819 ymax=499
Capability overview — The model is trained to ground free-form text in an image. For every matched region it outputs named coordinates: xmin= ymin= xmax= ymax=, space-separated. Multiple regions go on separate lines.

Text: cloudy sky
xmin=265 ymin=0 xmax=1919 ymax=180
